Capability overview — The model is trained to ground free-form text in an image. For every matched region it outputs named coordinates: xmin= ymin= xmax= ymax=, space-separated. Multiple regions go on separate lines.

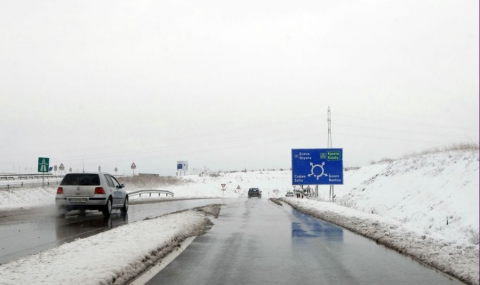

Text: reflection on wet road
xmin=0 ymin=199 xmax=222 ymax=264
xmin=291 ymin=209 xmax=343 ymax=241
xmin=147 ymin=198 xmax=462 ymax=285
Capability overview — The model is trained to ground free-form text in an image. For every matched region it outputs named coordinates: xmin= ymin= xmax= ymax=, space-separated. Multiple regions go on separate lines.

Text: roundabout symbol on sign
xmin=308 ymin=162 xmax=327 ymax=180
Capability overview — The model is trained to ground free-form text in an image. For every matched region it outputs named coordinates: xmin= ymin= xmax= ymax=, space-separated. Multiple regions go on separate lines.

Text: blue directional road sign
xmin=291 ymin=149 xmax=343 ymax=185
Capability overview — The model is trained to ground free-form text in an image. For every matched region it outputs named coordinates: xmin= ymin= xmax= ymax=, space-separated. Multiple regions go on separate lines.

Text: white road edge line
xmin=128 ymin=236 xmax=197 ymax=285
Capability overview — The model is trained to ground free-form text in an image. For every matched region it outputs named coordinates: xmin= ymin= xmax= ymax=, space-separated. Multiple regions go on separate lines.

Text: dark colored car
xmin=248 ymin=188 xmax=262 ymax=198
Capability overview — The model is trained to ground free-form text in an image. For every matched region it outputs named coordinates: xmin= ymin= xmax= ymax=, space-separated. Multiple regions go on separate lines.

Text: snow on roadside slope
xmin=280 ymin=198 xmax=479 ymax=285
xmin=172 ymin=170 xmax=292 ymax=198
xmin=0 ymin=210 xmax=212 ymax=285
xmin=126 ymin=170 xmax=292 ymax=199
xmin=334 ymin=150 xmax=479 ymax=244
xmin=0 ymin=186 xmax=56 ymax=210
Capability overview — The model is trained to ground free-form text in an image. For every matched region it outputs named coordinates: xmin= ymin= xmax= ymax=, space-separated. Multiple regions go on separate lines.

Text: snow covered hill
xmin=335 ymin=149 xmax=479 ymax=245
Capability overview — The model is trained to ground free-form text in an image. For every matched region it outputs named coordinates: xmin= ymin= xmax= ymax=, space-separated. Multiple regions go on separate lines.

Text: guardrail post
xmin=7 ymin=184 xmax=9 ymax=189
xmin=149 ymin=193 xmax=151 ymax=197
xmin=21 ymin=182 xmax=23 ymax=187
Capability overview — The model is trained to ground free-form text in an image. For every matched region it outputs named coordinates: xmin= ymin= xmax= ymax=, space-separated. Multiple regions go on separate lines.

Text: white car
xmin=55 ymin=173 xmax=128 ymax=217
xmin=285 ymin=192 xmax=295 ymax=197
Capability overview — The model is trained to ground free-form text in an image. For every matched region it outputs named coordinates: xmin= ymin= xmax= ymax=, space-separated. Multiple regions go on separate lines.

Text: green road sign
xmin=327 ymin=151 xmax=341 ymax=161
xmin=38 ymin=157 xmax=50 ymax=172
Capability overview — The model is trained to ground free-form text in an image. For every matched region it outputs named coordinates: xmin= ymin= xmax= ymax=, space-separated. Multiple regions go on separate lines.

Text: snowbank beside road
xmin=0 ymin=210 xmax=212 ymax=285
xmin=334 ymin=150 xmax=479 ymax=245
xmin=0 ymin=186 xmax=56 ymax=210
xmin=280 ymin=198 xmax=479 ymax=285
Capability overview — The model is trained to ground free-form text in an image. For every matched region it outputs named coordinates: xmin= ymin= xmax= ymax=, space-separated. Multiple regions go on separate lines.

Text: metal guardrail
xmin=128 ymin=189 xmax=175 ymax=198
xmin=0 ymin=174 xmax=63 ymax=181
xmin=0 ymin=179 xmax=62 ymax=189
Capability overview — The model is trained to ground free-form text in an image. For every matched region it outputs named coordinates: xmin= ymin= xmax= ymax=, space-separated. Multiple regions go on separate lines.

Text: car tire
xmin=79 ymin=208 xmax=86 ymax=216
xmin=103 ymin=198 xmax=112 ymax=217
xmin=121 ymin=196 xmax=129 ymax=213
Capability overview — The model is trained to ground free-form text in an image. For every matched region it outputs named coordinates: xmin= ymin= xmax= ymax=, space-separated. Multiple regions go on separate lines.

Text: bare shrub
xmin=370 ymin=158 xmax=394 ymax=164
xmin=344 ymin=167 xmax=360 ymax=171
xmin=379 ymin=157 xmax=394 ymax=163
xmin=402 ymin=142 xmax=479 ymax=159
xmin=336 ymin=195 xmax=357 ymax=209
xmin=468 ymin=229 xmax=479 ymax=245
xmin=118 ymin=175 xmax=187 ymax=188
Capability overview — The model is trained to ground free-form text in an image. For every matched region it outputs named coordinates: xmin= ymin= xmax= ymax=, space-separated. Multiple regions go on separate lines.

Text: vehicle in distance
xmin=55 ymin=173 xmax=128 ymax=217
xmin=285 ymin=192 xmax=295 ymax=197
xmin=248 ymin=188 xmax=262 ymax=198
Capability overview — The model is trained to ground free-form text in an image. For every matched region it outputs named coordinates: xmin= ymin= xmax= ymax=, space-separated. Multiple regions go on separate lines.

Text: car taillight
xmin=94 ymin=187 xmax=105 ymax=194
xmin=57 ymin=187 xmax=63 ymax=194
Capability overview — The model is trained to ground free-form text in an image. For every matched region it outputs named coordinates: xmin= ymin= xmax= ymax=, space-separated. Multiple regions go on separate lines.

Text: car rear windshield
xmin=249 ymin=189 xmax=258 ymax=192
xmin=60 ymin=174 xmax=100 ymax=186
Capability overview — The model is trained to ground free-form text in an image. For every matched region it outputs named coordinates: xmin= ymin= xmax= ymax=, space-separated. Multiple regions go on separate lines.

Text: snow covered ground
xmin=0 ymin=209 xmax=213 ymax=285
xmin=0 ymin=149 xmax=477 ymax=284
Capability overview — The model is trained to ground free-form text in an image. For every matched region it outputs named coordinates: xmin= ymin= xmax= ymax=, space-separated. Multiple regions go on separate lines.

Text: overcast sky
xmin=0 ymin=1 xmax=478 ymax=176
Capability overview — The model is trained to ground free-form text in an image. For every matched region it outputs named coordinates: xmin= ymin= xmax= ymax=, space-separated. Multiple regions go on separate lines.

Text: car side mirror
xmin=121 ymin=184 xmax=125 ymax=188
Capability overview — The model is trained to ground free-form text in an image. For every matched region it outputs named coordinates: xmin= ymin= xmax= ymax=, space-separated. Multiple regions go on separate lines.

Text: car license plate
xmin=70 ymin=198 xmax=87 ymax=203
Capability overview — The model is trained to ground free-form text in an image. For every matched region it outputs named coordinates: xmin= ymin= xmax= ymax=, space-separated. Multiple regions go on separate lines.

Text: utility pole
xmin=327 ymin=106 xmax=334 ymax=201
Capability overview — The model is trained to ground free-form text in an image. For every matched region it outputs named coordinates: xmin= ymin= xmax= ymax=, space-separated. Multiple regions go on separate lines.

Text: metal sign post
xmin=177 ymin=161 xmax=188 ymax=176
xmin=131 ymin=163 xmax=136 ymax=176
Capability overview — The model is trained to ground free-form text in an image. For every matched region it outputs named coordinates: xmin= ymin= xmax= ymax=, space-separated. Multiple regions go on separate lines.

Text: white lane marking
xmin=128 ymin=236 xmax=196 ymax=285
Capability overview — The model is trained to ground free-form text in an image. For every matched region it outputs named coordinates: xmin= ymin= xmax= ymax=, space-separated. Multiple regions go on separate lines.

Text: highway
xmin=145 ymin=198 xmax=462 ymax=285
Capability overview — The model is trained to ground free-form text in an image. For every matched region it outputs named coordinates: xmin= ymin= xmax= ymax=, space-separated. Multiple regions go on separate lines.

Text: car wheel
xmin=121 ymin=196 xmax=129 ymax=213
xmin=103 ymin=198 xmax=112 ymax=217
xmin=79 ymin=208 xmax=86 ymax=216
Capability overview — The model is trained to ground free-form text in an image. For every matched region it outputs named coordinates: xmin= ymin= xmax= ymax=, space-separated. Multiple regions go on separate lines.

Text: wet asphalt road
xmin=0 ymin=198 xmax=222 ymax=264
xmin=147 ymin=198 xmax=462 ymax=285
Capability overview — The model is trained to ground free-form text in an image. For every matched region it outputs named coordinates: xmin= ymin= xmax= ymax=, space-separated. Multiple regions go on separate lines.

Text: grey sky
xmin=0 ymin=1 xmax=478 ymax=175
